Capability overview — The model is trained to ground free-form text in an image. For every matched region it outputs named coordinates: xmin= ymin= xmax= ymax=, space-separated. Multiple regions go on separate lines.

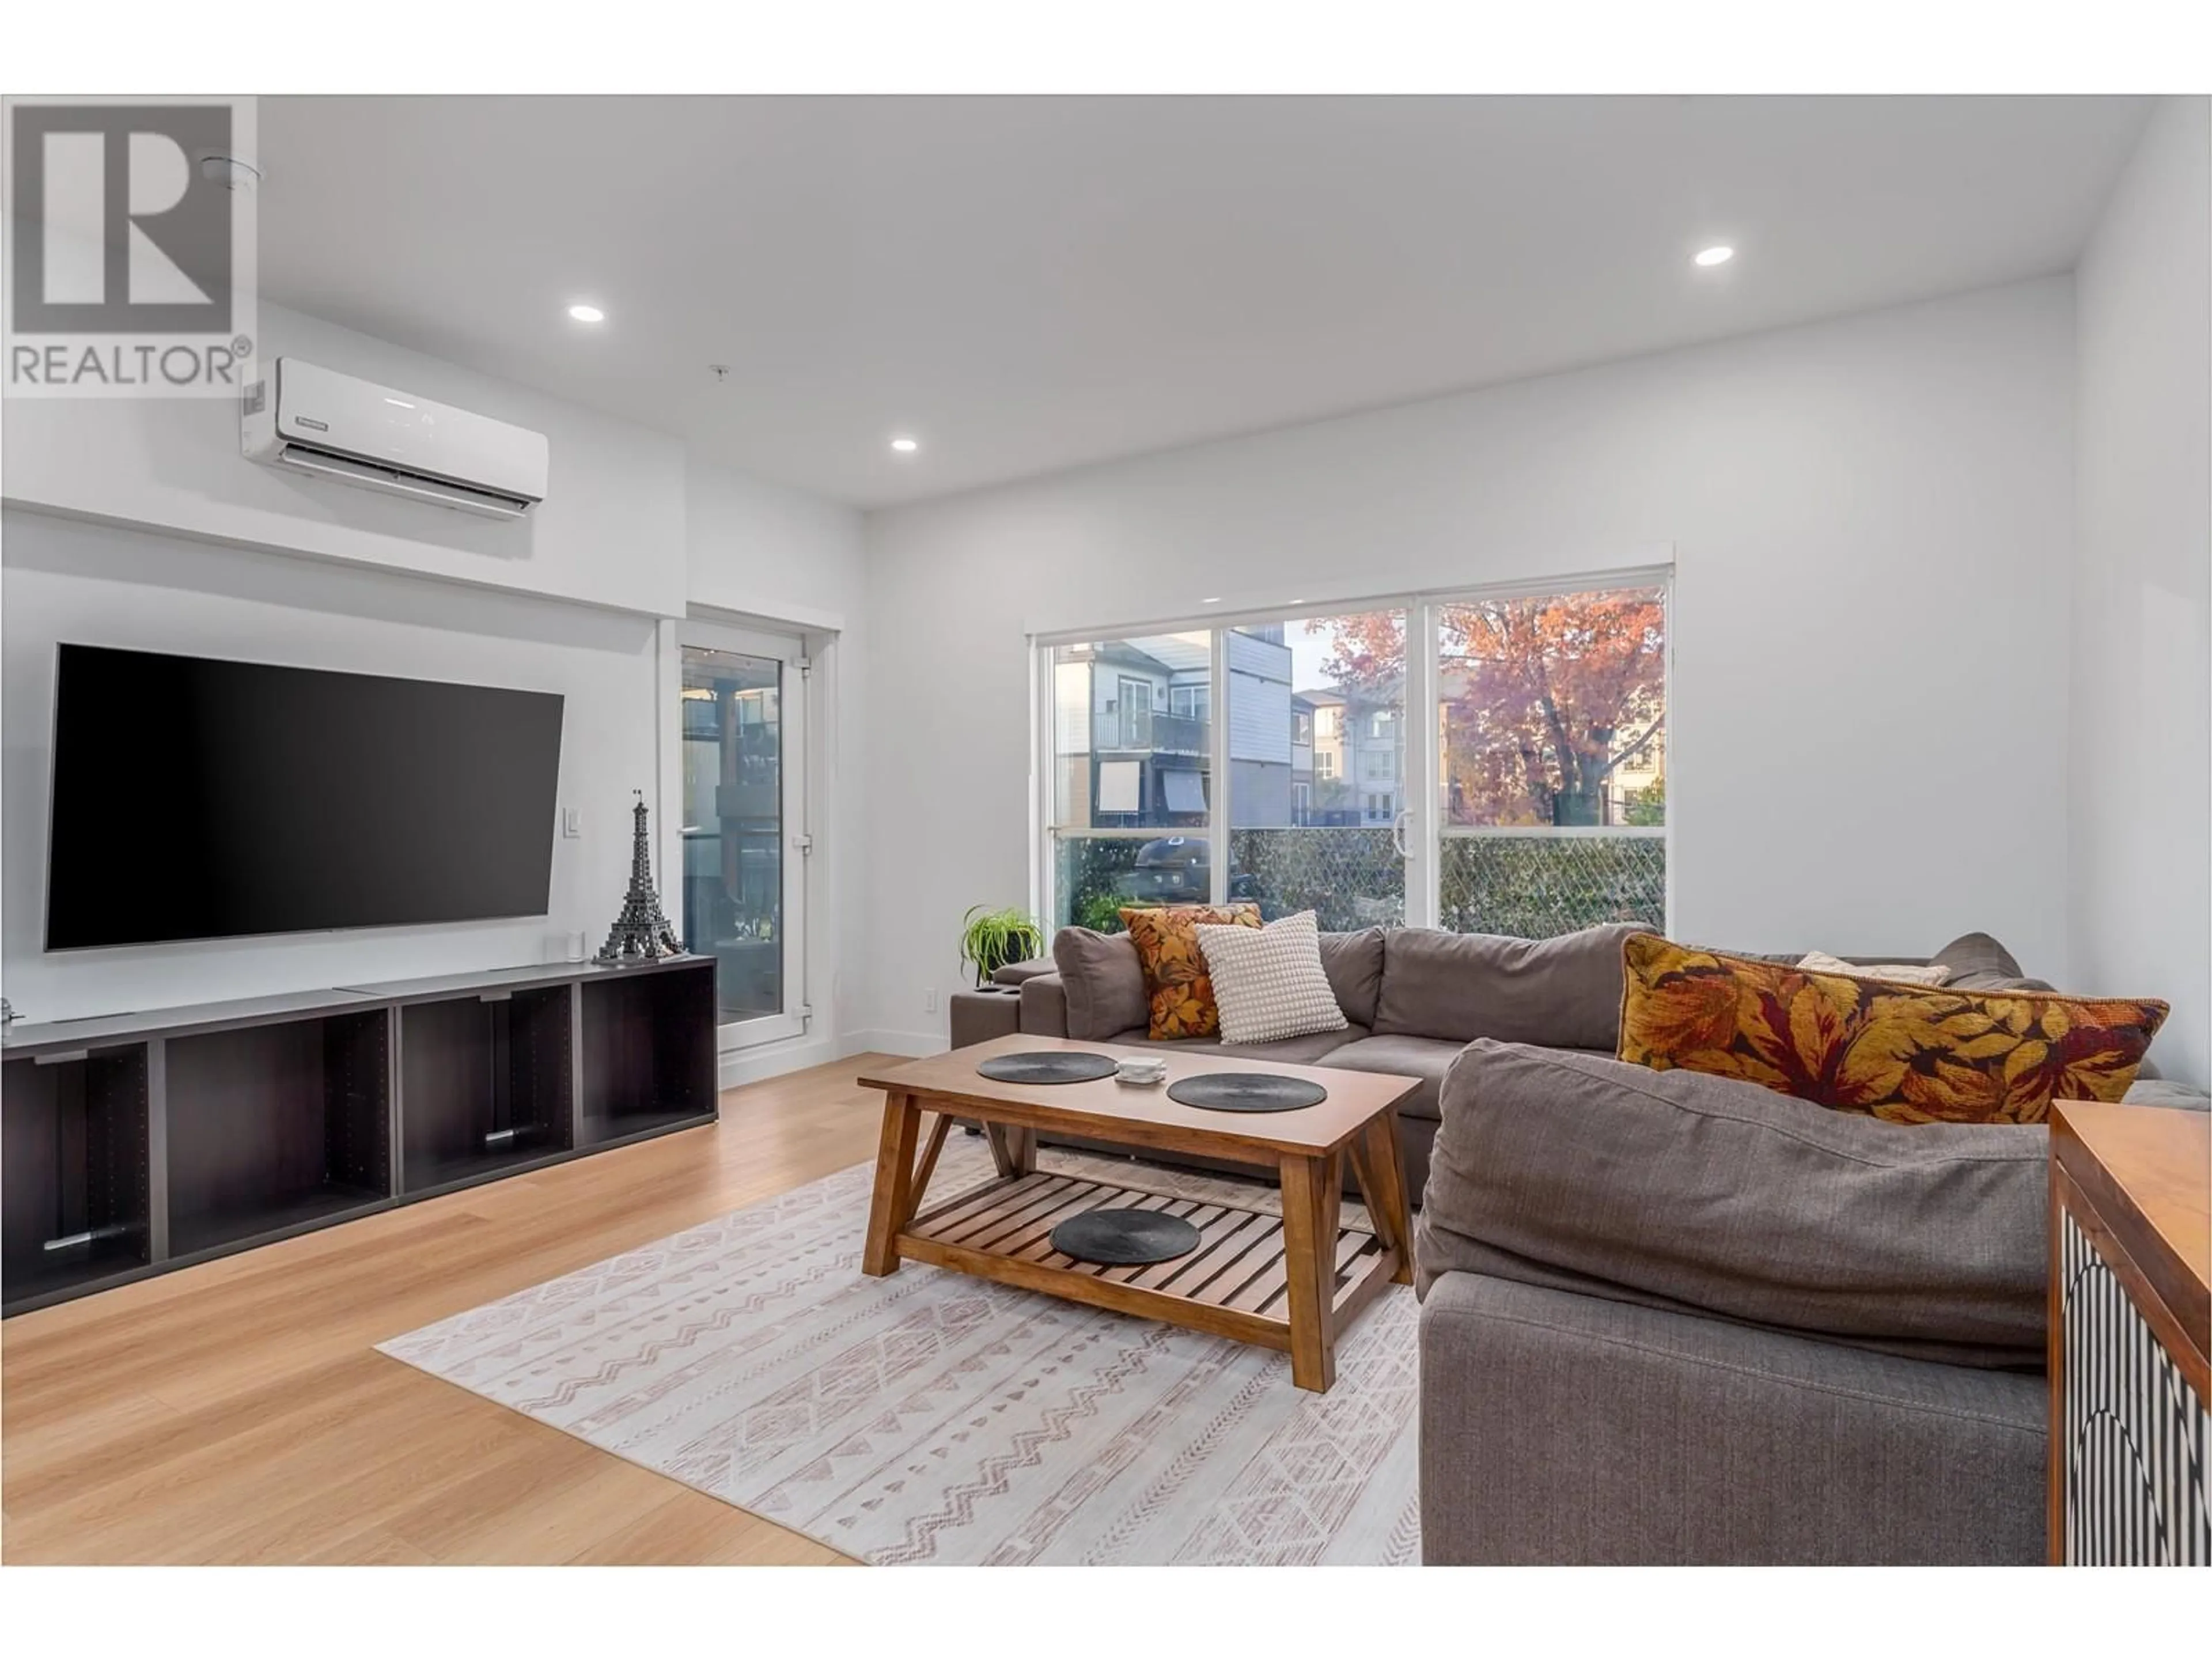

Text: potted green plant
xmin=959 ymin=904 xmax=1046 ymax=988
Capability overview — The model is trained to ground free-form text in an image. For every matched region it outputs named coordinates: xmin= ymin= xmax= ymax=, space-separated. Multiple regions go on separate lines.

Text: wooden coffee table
xmin=856 ymin=1034 xmax=1418 ymax=1392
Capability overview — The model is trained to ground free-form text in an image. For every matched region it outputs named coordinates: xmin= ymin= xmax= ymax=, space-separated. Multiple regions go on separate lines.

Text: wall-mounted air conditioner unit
xmin=241 ymin=358 xmax=550 ymax=520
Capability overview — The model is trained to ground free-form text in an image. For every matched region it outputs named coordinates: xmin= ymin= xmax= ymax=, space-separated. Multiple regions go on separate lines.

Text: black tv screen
xmin=46 ymin=644 xmax=565 ymax=950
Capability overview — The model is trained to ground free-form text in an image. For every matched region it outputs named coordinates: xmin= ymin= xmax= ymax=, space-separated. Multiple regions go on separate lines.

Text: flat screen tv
xmin=46 ymin=644 xmax=566 ymax=950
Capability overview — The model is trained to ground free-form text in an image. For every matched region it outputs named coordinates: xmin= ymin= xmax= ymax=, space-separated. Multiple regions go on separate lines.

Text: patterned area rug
xmin=378 ymin=1140 xmax=1419 ymax=1565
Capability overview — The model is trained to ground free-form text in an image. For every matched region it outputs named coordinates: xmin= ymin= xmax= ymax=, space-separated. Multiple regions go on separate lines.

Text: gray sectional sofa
xmin=977 ymin=921 xmax=1647 ymax=1196
xmin=965 ymin=919 xmax=2043 ymax=1201
xmin=956 ymin=917 xmax=2168 ymax=1565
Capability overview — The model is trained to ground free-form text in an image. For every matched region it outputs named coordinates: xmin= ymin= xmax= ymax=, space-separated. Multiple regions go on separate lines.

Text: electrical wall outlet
xmin=561 ymin=806 xmax=581 ymax=838
xmin=924 ymin=987 xmax=940 ymax=1014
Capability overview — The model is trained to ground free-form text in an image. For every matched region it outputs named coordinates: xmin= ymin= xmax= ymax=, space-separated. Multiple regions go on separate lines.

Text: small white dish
xmin=1115 ymin=1058 xmax=1168 ymax=1086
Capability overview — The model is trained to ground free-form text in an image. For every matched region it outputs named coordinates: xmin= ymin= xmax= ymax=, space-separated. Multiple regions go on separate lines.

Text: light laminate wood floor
xmin=0 ymin=1055 xmax=903 ymax=1565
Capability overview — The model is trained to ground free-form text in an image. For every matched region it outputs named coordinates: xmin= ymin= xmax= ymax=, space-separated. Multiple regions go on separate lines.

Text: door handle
xmin=1392 ymin=809 xmax=1414 ymax=859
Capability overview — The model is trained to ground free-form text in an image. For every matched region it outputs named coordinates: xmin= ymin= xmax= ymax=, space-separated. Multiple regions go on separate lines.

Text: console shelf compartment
xmin=164 ymin=1009 xmax=392 ymax=1259
xmin=2 ymin=957 xmax=716 ymax=1315
xmin=2 ymin=1044 xmax=152 ymax=1306
xmin=579 ymin=966 xmax=718 ymax=1146
xmin=402 ymin=986 xmax=574 ymax=1194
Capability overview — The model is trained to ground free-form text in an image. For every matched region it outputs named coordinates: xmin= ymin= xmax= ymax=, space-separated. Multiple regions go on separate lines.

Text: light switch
xmin=561 ymin=806 xmax=581 ymax=838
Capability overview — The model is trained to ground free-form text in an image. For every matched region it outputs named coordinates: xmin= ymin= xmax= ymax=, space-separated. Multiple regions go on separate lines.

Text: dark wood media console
xmin=2 ymin=956 xmax=717 ymax=1316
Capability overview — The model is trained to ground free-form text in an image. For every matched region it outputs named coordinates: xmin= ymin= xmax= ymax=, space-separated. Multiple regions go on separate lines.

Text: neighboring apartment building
xmin=1060 ymin=633 xmax=1214 ymax=826
xmin=1300 ymin=688 xmax=1402 ymax=827
xmin=1054 ymin=627 xmax=1302 ymax=829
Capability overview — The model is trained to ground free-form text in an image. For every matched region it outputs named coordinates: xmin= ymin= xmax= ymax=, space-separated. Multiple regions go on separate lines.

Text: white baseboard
xmin=718 ymin=1035 xmax=840 ymax=1090
xmin=718 ymin=1028 xmax=949 ymax=1089
xmin=840 ymin=1028 xmax=950 ymax=1060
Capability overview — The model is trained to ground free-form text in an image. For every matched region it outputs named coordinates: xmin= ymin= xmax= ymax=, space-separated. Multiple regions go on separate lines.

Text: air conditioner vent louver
xmin=272 ymin=441 xmax=536 ymax=519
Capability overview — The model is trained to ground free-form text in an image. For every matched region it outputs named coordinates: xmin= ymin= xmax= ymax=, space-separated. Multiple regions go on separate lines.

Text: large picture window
xmin=1041 ymin=577 xmax=1667 ymax=940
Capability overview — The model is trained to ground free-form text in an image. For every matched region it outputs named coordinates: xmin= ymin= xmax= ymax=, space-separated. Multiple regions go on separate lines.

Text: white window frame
xmin=1032 ymin=562 xmax=1673 ymax=939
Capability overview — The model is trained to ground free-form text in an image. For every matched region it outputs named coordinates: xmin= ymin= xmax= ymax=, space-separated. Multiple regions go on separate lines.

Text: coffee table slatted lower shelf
xmin=900 ymin=1171 xmax=1393 ymax=1351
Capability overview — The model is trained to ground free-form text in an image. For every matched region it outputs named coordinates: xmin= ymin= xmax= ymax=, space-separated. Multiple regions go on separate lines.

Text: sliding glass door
xmin=1040 ymin=577 xmax=1668 ymax=941
xmin=679 ymin=621 xmax=807 ymax=1051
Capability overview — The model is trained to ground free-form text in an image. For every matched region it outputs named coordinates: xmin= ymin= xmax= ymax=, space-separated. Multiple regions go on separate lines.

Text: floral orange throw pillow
xmin=1120 ymin=903 xmax=1262 ymax=1040
xmin=1616 ymin=933 xmax=2167 ymax=1126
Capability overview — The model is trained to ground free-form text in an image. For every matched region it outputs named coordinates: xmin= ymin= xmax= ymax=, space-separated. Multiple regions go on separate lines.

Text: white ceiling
xmin=256 ymin=96 xmax=2151 ymax=508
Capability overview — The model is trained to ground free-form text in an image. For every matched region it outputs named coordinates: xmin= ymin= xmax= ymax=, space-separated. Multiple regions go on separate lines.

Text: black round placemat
xmin=1051 ymin=1208 xmax=1203 ymax=1266
xmin=975 ymin=1050 xmax=1120 ymax=1085
xmin=1166 ymin=1072 xmax=1329 ymax=1112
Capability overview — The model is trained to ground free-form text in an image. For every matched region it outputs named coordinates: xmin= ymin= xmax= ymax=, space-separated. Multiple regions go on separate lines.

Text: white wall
xmin=687 ymin=464 xmax=866 ymax=632
xmin=863 ymin=278 xmax=2078 ymax=1048
xmin=0 ymin=305 xmax=871 ymax=1073
xmin=1 ymin=510 xmax=660 ymax=1020
xmin=2069 ymin=96 xmax=2211 ymax=1088
xmin=683 ymin=461 xmax=873 ymax=1072
xmin=1 ymin=301 xmax=690 ymax=618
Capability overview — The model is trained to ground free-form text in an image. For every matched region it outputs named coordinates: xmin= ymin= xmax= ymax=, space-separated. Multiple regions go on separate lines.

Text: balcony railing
xmin=1096 ymin=710 xmax=1209 ymax=755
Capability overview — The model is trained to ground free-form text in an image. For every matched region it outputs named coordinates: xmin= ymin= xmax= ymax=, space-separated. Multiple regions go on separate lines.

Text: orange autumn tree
xmin=1323 ymin=588 xmax=1666 ymax=827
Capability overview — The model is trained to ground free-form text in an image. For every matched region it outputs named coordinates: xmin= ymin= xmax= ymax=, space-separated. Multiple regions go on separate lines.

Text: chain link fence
xmin=1055 ymin=828 xmax=1663 ymax=939
xmin=1439 ymin=832 xmax=1665 ymax=938
xmin=1229 ymin=829 xmax=1404 ymax=930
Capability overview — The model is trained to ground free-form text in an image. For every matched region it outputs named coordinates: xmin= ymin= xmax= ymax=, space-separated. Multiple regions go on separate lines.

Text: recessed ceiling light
xmin=1693 ymin=245 xmax=1734 ymax=268
xmin=567 ymin=303 xmax=605 ymax=323
xmin=1202 ymin=597 xmax=1222 ymax=604
xmin=890 ymin=436 xmax=919 ymax=454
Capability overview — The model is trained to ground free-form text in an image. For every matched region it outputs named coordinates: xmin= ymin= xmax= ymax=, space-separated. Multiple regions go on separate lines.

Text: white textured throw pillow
xmin=1194 ymin=910 xmax=1349 ymax=1045
xmin=1797 ymin=950 xmax=1952 ymax=986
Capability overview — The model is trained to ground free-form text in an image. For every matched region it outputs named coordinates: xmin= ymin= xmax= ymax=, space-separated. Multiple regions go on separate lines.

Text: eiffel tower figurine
xmin=594 ymin=791 xmax=685 ymax=965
